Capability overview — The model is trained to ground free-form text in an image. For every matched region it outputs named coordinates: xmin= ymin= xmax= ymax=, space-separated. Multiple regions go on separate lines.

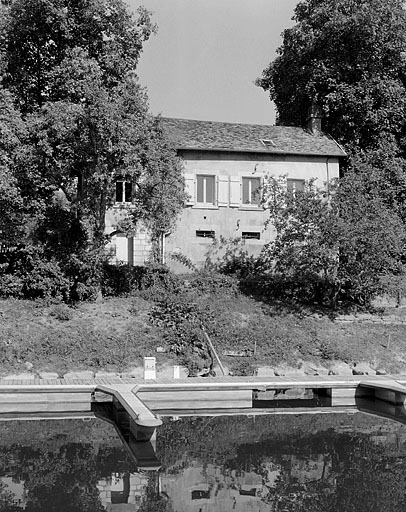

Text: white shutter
xmin=115 ymin=235 xmax=128 ymax=263
xmin=229 ymin=176 xmax=241 ymax=207
xmin=217 ymin=175 xmax=229 ymax=207
xmin=184 ymin=173 xmax=195 ymax=205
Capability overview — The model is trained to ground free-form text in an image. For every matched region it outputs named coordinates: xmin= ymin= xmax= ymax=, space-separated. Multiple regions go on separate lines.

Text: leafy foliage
xmin=257 ymin=0 xmax=406 ymax=151
xmin=259 ymin=176 xmax=406 ymax=307
xmin=0 ymin=0 xmax=185 ymax=301
xmin=256 ymin=0 xmax=406 ymax=308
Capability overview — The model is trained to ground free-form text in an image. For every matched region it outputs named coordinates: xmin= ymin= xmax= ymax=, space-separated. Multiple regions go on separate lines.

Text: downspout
xmin=326 ymin=157 xmax=331 ymax=204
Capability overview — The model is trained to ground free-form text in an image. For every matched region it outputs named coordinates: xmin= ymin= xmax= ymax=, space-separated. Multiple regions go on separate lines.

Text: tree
xmin=256 ymin=0 xmax=406 ymax=305
xmin=0 ymin=88 xmax=27 ymax=252
xmin=1 ymin=0 xmax=156 ymax=112
xmin=261 ymin=176 xmax=406 ymax=306
xmin=0 ymin=0 xmax=186 ymax=300
xmin=257 ymin=0 xmax=406 ymax=152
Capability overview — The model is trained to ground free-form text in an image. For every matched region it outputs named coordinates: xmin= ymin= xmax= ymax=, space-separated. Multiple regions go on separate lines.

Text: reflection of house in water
xmin=97 ymin=472 xmax=148 ymax=511
xmin=160 ymin=463 xmax=268 ymax=512
xmin=289 ymin=454 xmax=332 ymax=484
xmin=0 ymin=477 xmax=27 ymax=509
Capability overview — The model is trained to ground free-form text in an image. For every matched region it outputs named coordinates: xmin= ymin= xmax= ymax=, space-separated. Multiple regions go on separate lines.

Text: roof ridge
xmin=160 ymin=116 xmax=306 ymax=130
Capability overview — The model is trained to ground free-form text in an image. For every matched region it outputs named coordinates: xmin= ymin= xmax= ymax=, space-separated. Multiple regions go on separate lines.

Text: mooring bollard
xmin=144 ymin=357 xmax=156 ymax=380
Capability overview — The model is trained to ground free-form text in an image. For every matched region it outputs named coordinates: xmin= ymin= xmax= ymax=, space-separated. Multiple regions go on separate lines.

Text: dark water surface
xmin=1 ymin=412 xmax=406 ymax=511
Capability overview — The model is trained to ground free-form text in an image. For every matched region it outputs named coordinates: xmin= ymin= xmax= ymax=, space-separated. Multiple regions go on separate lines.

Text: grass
xmin=1 ymin=289 xmax=406 ymax=376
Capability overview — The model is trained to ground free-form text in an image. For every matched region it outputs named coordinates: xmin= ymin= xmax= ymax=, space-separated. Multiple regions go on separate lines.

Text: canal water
xmin=0 ymin=412 xmax=406 ymax=511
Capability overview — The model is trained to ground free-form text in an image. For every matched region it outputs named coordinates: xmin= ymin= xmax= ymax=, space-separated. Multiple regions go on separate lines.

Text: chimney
xmin=306 ymin=104 xmax=323 ymax=135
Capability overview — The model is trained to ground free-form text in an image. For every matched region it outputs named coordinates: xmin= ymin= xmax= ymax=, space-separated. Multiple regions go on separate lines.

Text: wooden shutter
xmin=184 ymin=173 xmax=195 ymax=205
xmin=115 ymin=235 xmax=128 ymax=263
xmin=217 ymin=175 xmax=229 ymax=207
xmin=229 ymin=176 xmax=241 ymax=207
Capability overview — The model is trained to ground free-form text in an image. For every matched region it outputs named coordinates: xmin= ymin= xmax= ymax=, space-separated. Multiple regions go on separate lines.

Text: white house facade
xmin=106 ymin=116 xmax=346 ymax=271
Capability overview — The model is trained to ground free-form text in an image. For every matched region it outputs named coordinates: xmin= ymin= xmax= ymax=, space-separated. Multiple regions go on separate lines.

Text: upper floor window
xmin=287 ymin=179 xmax=305 ymax=194
xmin=115 ymin=180 xmax=132 ymax=203
xmin=196 ymin=175 xmax=215 ymax=205
xmin=242 ymin=177 xmax=261 ymax=206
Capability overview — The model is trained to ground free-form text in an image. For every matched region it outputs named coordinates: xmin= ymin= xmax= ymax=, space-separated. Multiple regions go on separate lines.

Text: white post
xmin=173 ymin=365 xmax=181 ymax=379
xmin=144 ymin=357 xmax=156 ymax=380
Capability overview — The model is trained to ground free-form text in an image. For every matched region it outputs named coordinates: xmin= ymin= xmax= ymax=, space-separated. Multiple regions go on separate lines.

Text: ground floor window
xmin=287 ymin=178 xmax=305 ymax=193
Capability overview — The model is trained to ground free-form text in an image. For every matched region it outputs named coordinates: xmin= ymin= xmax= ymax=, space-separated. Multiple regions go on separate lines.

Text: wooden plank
xmin=0 ymin=402 xmax=91 ymax=413
xmin=138 ymin=389 xmax=252 ymax=410
xmin=0 ymin=385 xmax=95 ymax=393
xmin=0 ymin=392 xmax=91 ymax=403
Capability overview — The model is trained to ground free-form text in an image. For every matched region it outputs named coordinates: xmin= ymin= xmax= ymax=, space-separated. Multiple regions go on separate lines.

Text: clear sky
xmin=127 ymin=0 xmax=298 ymax=125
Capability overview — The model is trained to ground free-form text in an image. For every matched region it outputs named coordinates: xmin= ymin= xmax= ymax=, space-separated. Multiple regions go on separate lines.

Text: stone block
xmin=256 ymin=367 xmax=276 ymax=377
xmin=63 ymin=371 xmax=94 ymax=380
xmin=327 ymin=362 xmax=352 ymax=375
xmin=38 ymin=372 xmax=60 ymax=379
xmin=3 ymin=373 xmax=36 ymax=380
xmin=285 ymin=387 xmax=306 ymax=399
xmin=95 ymin=372 xmax=119 ymax=378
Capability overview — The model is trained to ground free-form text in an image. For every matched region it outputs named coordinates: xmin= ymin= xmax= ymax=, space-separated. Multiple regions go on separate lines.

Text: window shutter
xmin=217 ymin=175 xmax=229 ymax=206
xmin=184 ymin=173 xmax=195 ymax=205
xmin=229 ymin=176 xmax=241 ymax=207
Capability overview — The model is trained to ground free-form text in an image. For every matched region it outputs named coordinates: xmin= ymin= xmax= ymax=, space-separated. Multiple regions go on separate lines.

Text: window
xmin=196 ymin=230 xmax=215 ymax=238
xmin=196 ymin=175 xmax=215 ymax=205
xmin=115 ymin=180 xmax=132 ymax=203
xmin=260 ymin=138 xmax=276 ymax=148
xmin=242 ymin=177 xmax=261 ymax=205
xmin=287 ymin=179 xmax=305 ymax=193
xmin=242 ymin=232 xmax=260 ymax=240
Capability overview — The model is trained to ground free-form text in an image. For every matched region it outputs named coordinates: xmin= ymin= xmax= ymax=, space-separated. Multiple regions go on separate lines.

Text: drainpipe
xmin=326 ymin=157 xmax=331 ymax=204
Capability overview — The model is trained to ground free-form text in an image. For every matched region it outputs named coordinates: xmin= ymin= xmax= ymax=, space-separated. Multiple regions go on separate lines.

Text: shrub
xmin=185 ymin=270 xmax=239 ymax=295
xmin=1 ymin=246 xmax=71 ymax=301
xmin=102 ymin=262 xmax=179 ymax=297
xmin=204 ymin=236 xmax=263 ymax=278
xmin=0 ymin=274 xmax=23 ymax=298
xmin=49 ymin=303 xmax=74 ymax=321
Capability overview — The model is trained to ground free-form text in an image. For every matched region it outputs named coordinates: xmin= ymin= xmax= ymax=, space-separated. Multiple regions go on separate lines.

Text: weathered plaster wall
xmin=105 ymin=207 xmax=152 ymax=266
xmin=166 ymin=151 xmax=340 ymax=272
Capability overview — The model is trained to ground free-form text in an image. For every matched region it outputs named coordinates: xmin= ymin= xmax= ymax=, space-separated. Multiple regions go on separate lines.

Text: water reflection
xmin=1 ymin=413 xmax=406 ymax=511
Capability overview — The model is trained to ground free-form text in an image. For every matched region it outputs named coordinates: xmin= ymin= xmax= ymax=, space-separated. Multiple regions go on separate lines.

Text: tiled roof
xmin=161 ymin=117 xmax=346 ymax=157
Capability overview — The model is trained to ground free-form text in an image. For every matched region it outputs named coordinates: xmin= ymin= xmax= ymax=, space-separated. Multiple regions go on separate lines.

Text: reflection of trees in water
xmin=0 ymin=416 xmax=406 ymax=511
xmin=155 ymin=416 xmax=406 ymax=512
xmin=138 ymin=474 xmax=171 ymax=512
xmin=0 ymin=444 xmax=107 ymax=512
xmin=0 ymin=441 xmax=139 ymax=512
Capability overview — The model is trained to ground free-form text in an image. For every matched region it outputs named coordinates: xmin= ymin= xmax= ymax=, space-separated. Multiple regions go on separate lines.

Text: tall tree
xmin=0 ymin=0 xmax=186 ymax=300
xmin=257 ymin=0 xmax=406 ymax=152
xmin=1 ymin=0 xmax=156 ymax=112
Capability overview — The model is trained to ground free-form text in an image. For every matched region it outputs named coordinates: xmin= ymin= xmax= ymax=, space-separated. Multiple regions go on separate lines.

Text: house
xmin=106 ymin=115 xmax=346 ymax=271
xmin=160 ymin=116 xmax=346 ymax=272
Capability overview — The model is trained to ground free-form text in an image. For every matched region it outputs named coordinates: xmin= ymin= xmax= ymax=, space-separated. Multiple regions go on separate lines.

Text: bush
xmin=102 ymin=262 xmax=179 ymax=297
xmin=184 ymin=270 xmax=239 ymax=296
xmin=0 ymin=274 xmax=23 ymax=297
xmin=204 ymin=236 xmax=263 ymax=278
xmin=49 ymin=303 xmax=74 ymax=321
xmin=1 ymin=246 xmax=71 ymax=301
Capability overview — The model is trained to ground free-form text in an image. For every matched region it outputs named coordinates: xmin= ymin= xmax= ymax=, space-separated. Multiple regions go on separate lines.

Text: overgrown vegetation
xmin=0 ymin=0 xmax=185 ymax=303
xmin=255 ymin=0 xmax=406 ymax=308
